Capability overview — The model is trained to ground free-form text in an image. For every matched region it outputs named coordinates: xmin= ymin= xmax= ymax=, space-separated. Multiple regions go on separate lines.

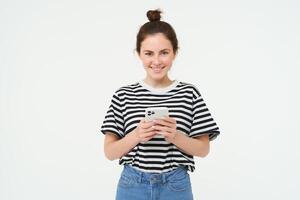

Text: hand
xmin=133 ymin=118 xmax=157 ymax=143
xmin=153 ymin=116 xmax=178 ymax=143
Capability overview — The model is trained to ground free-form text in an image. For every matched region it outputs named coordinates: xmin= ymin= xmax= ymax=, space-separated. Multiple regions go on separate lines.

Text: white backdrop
xmin=1 ymin=0 xmax=299 ymax=199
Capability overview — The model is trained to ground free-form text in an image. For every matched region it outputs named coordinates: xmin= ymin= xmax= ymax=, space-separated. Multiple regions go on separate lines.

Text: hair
xmin=136 ymin=9 xmax=179 ymax=55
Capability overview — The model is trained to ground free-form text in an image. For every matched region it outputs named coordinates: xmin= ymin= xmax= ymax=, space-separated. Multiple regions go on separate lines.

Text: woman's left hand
xmin=153 ymin=116 xmax=178 ymax=143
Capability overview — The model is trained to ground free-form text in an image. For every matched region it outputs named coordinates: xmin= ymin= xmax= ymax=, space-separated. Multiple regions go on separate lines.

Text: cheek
xmin=162 ymin=57 xmax=174 ymax=65
xmin=143 ymin=60 xmax=151 ymax=67
xmin=140 ymin=57 xmax=150 ymax=66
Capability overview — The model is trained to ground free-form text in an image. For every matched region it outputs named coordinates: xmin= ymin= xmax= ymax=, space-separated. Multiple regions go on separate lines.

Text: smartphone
xmin=145 ymin=107 xmax=169 ymax=122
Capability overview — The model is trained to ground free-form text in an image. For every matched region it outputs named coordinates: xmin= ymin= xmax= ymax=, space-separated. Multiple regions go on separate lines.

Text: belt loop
xmin=138 ymin=171 xmax=142 ymax=183
xmin=162 ymin=173 xmax=167 ymax=184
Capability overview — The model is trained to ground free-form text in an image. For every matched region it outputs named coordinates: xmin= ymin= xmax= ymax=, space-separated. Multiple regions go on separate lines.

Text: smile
xmin=151 ymin=66 xmax=165 ymax=73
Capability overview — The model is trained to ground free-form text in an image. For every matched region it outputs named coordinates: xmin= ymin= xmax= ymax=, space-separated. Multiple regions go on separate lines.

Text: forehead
xmin=141 ymin=33 xmax=173 ymax=51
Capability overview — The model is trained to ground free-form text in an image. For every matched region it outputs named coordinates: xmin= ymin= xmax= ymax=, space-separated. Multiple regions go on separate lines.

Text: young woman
xmin=101 ymin=9 xmax=220 ymax=200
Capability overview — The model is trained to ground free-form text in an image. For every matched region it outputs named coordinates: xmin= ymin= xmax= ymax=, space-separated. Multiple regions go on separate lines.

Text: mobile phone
xmin=145 ymin=107 xmax=169 ymax=122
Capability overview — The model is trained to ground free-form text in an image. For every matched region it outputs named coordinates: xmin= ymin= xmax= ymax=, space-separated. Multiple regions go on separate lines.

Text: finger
xmin=141 ymin=131 xmax=157 ymax=138
xmin=141 ymin=121 xmax=155 ymax=129
xmin=153 ymin=125 xmax=173 ymax=133
xmin=143 ymin=134 xmax=156 ymax=141
xmin=154 ymin=119 xmax=173 ymax=128
xmin=144 ymin=125 xmax=156 ymax=133
xmin=160 ymin=116 xmax=176 ymax=124
xmin=161 ymin=116 xmax=176 ymax=124
xmin=141 ymin=128 xmax=155 ymax=135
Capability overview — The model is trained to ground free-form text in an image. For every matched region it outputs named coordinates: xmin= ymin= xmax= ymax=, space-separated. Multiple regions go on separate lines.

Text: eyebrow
xmin=142 ymin=49 xmax=171 ymax=53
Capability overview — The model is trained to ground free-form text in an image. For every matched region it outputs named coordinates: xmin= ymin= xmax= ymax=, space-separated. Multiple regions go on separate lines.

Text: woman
xmin=101 ymin=9 xmax=220 ymax=200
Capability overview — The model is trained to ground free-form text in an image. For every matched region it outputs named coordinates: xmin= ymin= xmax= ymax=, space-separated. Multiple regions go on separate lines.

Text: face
xmin=139 ymin=33 xmax=176 ymax=82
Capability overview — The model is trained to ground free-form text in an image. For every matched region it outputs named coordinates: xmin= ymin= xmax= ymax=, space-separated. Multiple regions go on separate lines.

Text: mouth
xmin=151 ymin=66 xmax=165 ymax=73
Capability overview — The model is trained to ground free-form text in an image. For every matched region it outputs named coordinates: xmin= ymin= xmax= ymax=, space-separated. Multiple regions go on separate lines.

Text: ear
xmin=134 ymin=49 xmax=141 ymax=58
xmin=173 ymin=50 xmax=178 ymax=60
xmin=172 ymin=53 xmax=177 ymax=61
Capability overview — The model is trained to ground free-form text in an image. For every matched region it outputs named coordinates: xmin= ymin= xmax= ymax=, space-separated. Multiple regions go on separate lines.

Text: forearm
xmin=170 ymin=131 xmax=210 ymax=157
xmin=105 ymin=131 xmax=139 ymax=161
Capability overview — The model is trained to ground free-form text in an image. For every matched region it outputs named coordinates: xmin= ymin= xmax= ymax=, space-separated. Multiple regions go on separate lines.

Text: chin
xmin=150 ymin=74 xmax=168 ymax=81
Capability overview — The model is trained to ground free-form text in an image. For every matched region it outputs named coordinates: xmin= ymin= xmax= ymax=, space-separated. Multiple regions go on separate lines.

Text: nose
xmin=152 ymin=55 xmax=161 ymax=65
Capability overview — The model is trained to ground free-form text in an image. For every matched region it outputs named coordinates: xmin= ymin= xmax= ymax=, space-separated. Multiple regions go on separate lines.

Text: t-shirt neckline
xmin=138 ymin=79 xmax=179 ymax=94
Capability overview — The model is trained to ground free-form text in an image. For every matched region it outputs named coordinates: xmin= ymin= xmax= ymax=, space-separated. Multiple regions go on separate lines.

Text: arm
xmin=104 ymin=131 xmax=139 ymax=161
xmin=170 ymin=132 xmax=210 ymax=157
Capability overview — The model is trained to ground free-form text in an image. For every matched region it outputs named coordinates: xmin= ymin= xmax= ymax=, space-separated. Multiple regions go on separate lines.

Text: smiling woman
xmin=100 ymin=9 xmax=221 ymax=200
xmin=136 ymin=9 xmax=178 ymax=87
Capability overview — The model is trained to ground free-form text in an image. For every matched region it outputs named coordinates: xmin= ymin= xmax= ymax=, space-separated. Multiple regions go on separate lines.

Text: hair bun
xmin=146 ymin=9 xmax=162 ymax=22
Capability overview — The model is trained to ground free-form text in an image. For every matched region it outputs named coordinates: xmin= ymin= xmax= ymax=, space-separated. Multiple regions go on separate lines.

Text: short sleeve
xmin=100 ymin=91 xmax=125 ymax=138
xmin=189 ymin=87 xmax=220 ymax=141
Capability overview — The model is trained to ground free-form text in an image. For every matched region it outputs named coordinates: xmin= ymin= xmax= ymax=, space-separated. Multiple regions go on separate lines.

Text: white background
xmin=1 ymin=0 xmax=299 ymax=199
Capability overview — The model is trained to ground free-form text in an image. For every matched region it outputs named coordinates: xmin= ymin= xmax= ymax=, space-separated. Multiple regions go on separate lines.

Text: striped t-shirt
xmin=100 ymin=80 xmax=220 ymax=173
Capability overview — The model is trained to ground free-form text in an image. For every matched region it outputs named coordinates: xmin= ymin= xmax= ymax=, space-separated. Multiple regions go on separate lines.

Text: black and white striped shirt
xmin=100 ymin=80 xmax=220 ymax=173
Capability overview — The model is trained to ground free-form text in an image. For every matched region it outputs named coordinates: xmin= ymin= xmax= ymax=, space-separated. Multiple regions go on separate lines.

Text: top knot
xmin=146 ymin=9 xmax=162 ymax=22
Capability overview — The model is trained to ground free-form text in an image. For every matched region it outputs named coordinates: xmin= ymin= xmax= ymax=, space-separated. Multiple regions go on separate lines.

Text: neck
xmin=143 ymin=76 xmax=173 ymax=88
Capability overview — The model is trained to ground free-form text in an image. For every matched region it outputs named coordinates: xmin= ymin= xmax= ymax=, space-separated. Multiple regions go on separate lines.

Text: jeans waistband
xmin=121 ymin=165 xmax=188 ymax=184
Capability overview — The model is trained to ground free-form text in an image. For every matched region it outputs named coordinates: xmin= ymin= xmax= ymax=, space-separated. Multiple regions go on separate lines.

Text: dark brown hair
xmin=136 ymin=9 xmax=179 ymax=54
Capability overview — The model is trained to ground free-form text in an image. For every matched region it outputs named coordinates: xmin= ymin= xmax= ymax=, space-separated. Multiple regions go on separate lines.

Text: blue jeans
xmin=116 ymin=165 xmax=194 ymax=200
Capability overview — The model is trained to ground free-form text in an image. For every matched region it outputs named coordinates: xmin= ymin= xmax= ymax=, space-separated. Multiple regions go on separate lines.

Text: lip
xmin=151 ymin=66 xmax=165 ymax=73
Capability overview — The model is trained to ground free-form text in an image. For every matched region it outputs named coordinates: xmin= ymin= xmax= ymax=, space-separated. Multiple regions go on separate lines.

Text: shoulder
xmin=177 ymin=81 xmax=202 ymax=98
xmin=113 ymin=82 xmax=142 ymax=96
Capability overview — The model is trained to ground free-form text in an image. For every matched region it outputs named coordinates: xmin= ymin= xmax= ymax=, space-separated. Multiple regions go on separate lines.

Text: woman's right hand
xmin=133 ymin=118 xmax=157 ymax=143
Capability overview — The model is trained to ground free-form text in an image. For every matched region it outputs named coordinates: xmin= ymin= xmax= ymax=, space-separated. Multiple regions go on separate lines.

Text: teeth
xmin=152 ymin=67 xmax=163 ymax=73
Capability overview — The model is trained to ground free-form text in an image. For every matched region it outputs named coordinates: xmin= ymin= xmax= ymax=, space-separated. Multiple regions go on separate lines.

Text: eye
xmin=162 ymin=51 xmax=169 ymax=55
xmin=145 ymin=52 xmax=153 ymax=56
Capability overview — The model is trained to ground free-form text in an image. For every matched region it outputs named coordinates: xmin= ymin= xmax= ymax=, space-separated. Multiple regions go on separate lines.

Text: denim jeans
xmin=116 ymin=165 xmax=194 ymax=200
